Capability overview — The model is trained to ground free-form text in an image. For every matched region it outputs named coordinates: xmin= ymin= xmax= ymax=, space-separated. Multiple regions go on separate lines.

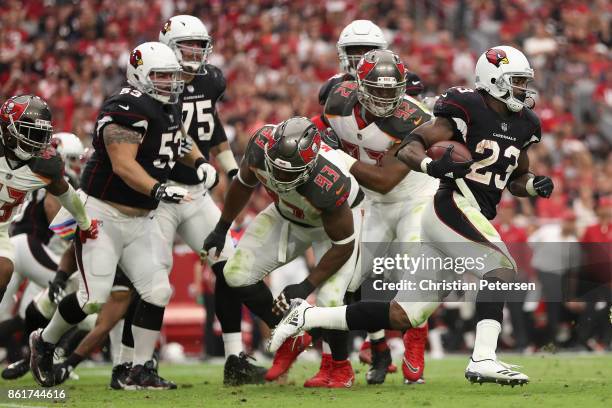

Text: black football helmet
xmin=356 ymin=49 xmax=407 ymax=117
xmin=0 ymin=95 xmax=53 ymax=160
xmin=264 ymin=117 xmax=321 ymax=193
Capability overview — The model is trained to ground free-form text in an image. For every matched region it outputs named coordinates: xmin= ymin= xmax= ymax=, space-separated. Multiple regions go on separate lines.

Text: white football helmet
xmin=337 ymin=20 xmax=388 ymax=75
xmin=126 ymin=42 xmax=184 ymax=104
xmin=474 ymin=45 xmax=536 ymax=112
xmin=159 ymin=15 xmax=212 ymax=75
xmin=52 ymin=132 xmax=85 ymax=177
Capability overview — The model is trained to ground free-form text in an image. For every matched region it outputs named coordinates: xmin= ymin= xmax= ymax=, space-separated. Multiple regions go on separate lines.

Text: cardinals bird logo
xmin=486 ymin=48 xmax=509 ymax=67
xmin=161 ymin=20 xmax=171 ymax=35
xmin=130 ymin=49 xmax=143 ymax=69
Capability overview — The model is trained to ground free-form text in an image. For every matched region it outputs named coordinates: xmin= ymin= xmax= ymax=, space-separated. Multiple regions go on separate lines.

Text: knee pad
xmin=145 ymin=282 xmax=173 ymax=307
xmin=82 ymin=301 xmax=103 ymax=315
xmin=77 ymin=313 xmax=97 ymax=332
xmin=316 ymin=285 xmax=344 ymax=308
xmin=223 ymin=249 xmax=256 ymax=288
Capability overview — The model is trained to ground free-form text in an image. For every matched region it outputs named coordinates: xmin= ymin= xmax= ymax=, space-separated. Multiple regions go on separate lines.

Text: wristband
xmin=526 ymin=177 xmax=537 ymax=196
xmin=216 ymin=149 xmax=239 ymax=174
xmin=237 ymin=169 xmax=258 ymax=188
xmin=150 ymin=182 xmax=162 ymax=199
xmin=227 ymin=168 xmax=239 ymax=179
xmin=214 ymin=219 xmax=232 ymax=234
xmin=194 ymin=157 xmax=207 ymax=169
xmin=420 ymin=157 xmax=433 ymax=173
xmin=297 ymin=278 xmax=316 ymax=297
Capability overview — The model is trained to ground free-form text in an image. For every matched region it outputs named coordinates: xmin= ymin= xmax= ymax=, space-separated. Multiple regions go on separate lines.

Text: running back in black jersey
xmin=170 ymin=64 xmax=228 ymax=185
xmin=433 ymin=87 xmax=542 ymax=219
xmin=81 ymin=85 xmax=182 ymax=209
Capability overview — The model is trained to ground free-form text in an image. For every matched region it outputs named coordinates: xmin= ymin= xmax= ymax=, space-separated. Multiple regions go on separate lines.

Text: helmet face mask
xmin=147 ymin=70 xmax=184 ymax=104
xmin=175 ymin=39 xmax=212 ymax=74
xmin=263 ymin=118 xmax=321 ymax=193
xmin=159 ymin=15 xmax=213 ymax=76
xmin=340 ymin=44 xmax=383 ymax=74
xmin=0 ymin=95 xmax=53 ymax=160
xmin=356 ymin=49 xmax=407 ymax=117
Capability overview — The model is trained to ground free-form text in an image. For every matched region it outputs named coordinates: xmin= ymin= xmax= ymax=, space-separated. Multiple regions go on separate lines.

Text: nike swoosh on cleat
xmin=119 ymin=105 xmax=130 ymax=110
xmin=403 ymin=357 xmax=420 ymax=374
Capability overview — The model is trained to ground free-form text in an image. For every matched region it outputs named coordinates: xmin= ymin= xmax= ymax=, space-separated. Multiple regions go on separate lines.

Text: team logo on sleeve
xmin=129 ymin=50 xmax=144 ymax=69
xmin=486 ymin=48 xmax=509 ymax=67
xmin=161 ymin=19 xmax=171 ymax=35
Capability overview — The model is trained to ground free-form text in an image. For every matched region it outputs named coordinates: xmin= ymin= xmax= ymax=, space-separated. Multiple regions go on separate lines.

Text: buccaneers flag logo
xmin=486 ymin=48 xmax=509 ymax=67
xmin=130 ymin=49 xmax=143 ymax=69
xmin=161 ymin=19 xmax=171 ymax=35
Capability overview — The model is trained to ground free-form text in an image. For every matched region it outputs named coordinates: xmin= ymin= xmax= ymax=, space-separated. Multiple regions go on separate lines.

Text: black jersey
xmin=245 ymin=125 xmax=362 ymax=227
xmin=318 ymin=71 xmax=424 ymax=107
xmin=433 ymin=87 xmax=542 ymax=219
xmin=81 ymin=85 xmax=182 ymax=209
xmin=170 ymin=64 xmax=228 ymax=185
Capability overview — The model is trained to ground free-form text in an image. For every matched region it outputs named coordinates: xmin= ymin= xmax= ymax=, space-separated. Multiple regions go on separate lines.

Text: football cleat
xmin=2 ymin=358 xmax=30 ymax=380
xmin=267 ymin=299 xmax=312 ymax=353
xmin=327 ymin=359 xmax=355 ymax=388
xmin=124 ymin=360 xmax=177 ymax=390
xmin=109 ymin=362 xmax=132 ymax=390
xmin=465 ymin=357 xmax=529 ymax=386
xmin=53 ymin=363 xmax=72 ymax=386
xmin=303 ymin=353 xmax=332 ymax=388
xmin=29 ymin=329 xmax=56 ymax=387
xmin=402 ymin=325 xmax=427 ymax=384
xmin=359 ymin=340 xmax=397 ymax=373
xmin=223 ymin=352 xmax=267 ymax=386
xmin=266 ymin=332 xmax=312 ymax=381
xmin=366 ymin=346 xmax=392 ymax=385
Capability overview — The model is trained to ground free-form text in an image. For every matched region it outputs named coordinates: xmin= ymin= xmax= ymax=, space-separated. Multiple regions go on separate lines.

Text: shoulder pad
xmin=405 ymin=71 xmax=424 ymax=96
xmin=204 ymin=64 xmax=227 ymax=97
xmin=433 ymin=87 xmax=483 ymax=124
xmin=29 ymin=148 xmax=64 ymax=182
xmin=245 ymin=125 xmax=275 ymax=169
xmin=521 ymin=108 xmax=542 ymax=148
xmin=319 ymin=74 xmax=352 ymax=105
xmin=324 ymin=81 xmax=359 ymax=117
xmin=299 ymin=156 xmax=351 ymax=210
xmin=377 ymin=97 xmax=432 ymax=141
xmin=100 ymin=89 xmax=151 ymax=135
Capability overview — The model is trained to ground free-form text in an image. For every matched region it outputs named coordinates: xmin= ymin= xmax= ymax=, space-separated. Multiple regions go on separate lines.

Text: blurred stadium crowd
xmin=1 ymin=0 xmax=610 ymax=356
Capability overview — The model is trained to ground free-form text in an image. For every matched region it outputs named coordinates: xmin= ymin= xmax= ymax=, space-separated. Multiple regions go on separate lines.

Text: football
xmin=426 ymin=140 xmax=472 ymax=162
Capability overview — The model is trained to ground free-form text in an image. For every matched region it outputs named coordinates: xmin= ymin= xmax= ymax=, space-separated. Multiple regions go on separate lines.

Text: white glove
xmin=179 ymin=135 xmax=194 ymax=157
xmin=152 ymin=183 xmax=192 ymax=203
xmin=196 ymin=160 xmax=219 ymax=190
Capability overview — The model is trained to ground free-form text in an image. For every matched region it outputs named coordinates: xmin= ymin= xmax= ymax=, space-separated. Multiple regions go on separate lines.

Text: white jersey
xmin=324 ymin=82 xmax=438 ymax=202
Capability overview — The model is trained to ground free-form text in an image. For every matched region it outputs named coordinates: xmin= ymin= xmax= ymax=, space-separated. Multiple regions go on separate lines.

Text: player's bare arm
xmin=346 ymin=144 xmax=411 ymax=194
xmin=103 ymin=123 xmax=158 ymax=196
xmin=210 ymin=141 xmax=239 ymax=178
xmin=395 ymin=117 xmax=454 ymax=168
xmin=202 ymin=159 xmax=258 ymax=258
xmin=272 ymin=201 xmax=355 ymax=315
xmin=507 ymin=150 xmax=554 ymax=198
xmin=43 ymin=193 xmax=61 ymax=223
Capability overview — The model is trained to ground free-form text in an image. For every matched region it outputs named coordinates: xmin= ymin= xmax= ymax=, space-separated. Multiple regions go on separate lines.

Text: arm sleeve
xmin=55 ymin=184 xmax=91 ymax=230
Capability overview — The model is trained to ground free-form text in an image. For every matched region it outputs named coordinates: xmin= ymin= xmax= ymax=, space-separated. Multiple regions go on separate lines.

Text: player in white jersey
xmin=202 ymin=117 xmax=364 ymax=387
xmin=322 ymin=49 xmax=438 ymax=385
xmin=0 ymin=95 xmax=98 ymax=311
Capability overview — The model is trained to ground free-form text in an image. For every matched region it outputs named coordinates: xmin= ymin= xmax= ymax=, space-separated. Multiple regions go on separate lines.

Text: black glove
xmin=151 ymin=183 xmax=190 ymax=203
xmin=321 ymin=127 xmax=342 ymax=150
xmin=272 ymin=279 xmax=315 ymax=315
xmin=532 ymin=175 xmax=554 ymax=198
xmin=201 ymin=219 xmax=231 ymax=260
xmin=48 ymin=270 xmax=69 ymax=304
xmin=425 ymin=146 xmax=473 ymax=180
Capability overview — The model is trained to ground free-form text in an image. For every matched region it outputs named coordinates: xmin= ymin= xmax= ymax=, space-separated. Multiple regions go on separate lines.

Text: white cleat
xmin=267 ymin=299 xmax=313 ymax=353
xmin=465 ymin=357 xmax=529 ymax=387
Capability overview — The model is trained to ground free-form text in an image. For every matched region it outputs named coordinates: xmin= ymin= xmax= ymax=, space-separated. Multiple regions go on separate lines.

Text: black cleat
xmin=53 ymin=363 xmax=72 ymax=386
xmin=109 ymin=362 xmax=132 ymax=390
xmin=124 ymin=360 xmax=177 ymax=390
xmin=366 ymin=347 xmax=392 ymax=385
xmin=29 ymin=329 xmax=55 ymax=387
xmin=2 ymin=358 xmax=30 ymax=380
xmin=223 ymin=352 xmax=267 ymax=386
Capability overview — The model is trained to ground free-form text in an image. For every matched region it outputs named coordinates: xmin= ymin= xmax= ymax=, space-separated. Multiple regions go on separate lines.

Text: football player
xmin=157 ymin=15 xmax=264 ymax=385
xmin=0 ymin=96 xmax=98 ymax=307
xmin=29 ymin=42 xmax=215 ymax=389
xmin=202 ymin=117 xmax=364 ymax=387
xmin=269 ymin=46 xmax=554 ymax=387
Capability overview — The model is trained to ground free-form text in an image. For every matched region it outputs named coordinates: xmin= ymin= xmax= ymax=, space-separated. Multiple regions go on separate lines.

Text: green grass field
xmin=1 ymin=354 xmax=610 ymax=408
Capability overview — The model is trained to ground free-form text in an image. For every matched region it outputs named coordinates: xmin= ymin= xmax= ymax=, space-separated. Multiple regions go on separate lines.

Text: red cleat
xmin=359 ymin=340 xmax=398 ymax=373
xmin=265 ymin=332 xmax=312 ymax=381
xmin=303 ymin=353 xmax=332 ymax=387
xmin=402 ymin=324 xmax=428 ymax=384
xmin=327 ymin=359 xmax=355 ymax=388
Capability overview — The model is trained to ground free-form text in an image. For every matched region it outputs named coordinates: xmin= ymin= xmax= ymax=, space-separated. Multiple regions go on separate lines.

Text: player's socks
xmin=232 ymin=281 xmax=281 ymax=328
xmin=346 ymin=302 xmax=390 ymax=331
xmin=25 ymin=302 xmax=50 ymax=338
xmin=368 ymin=330 xmax=385 ymax=342
xmin=302 ymin=306 xmax=349 ymax=331
xmin=109 ymin=319 xmax=124 ymax=365
xmin=119 ymin=345 xmax=134 ymax=365
xmin=131 ymin=299 xmax=164 ymax=366
xmin=326 ymin=330 xmax=349 ymax=361
xmin=42 ymin=293 xmax=86 ymax=344
xmin=222 ymin=332 xmax=243 ymax=358
xmin=472 ymin=319 xmax=501 ymax=361
xmin=63 ymin=352 xmax=84 ymax=370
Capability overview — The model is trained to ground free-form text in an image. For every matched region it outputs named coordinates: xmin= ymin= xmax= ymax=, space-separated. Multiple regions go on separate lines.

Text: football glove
xmin=152 ymin=183 xmax=191 ymax=204
xmin=532 ymin=175 xmax=554 ymax=198
xmin=272 ymin=279 xmax=315 ymax=315
xmin=425 ymin=145 xmax=473 ymax=180
xmin=201 ymin=219 xmax=231 ymax=260
xmin=195 ymin=158 xmax=218 ymax=190
xmin=48 ymin=270 xmax=69 ymax=304
xmin=78 ymin=219 xmax=99 ymax=243
xmin=179 ymin=135 xmax=194 ymax=157
xmin=321 ymin=127 xmax=342 ymax=150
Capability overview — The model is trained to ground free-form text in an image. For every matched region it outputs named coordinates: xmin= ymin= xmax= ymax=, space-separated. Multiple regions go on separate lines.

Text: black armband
xmin=227 ymin=168 xmax=239 ymax=180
